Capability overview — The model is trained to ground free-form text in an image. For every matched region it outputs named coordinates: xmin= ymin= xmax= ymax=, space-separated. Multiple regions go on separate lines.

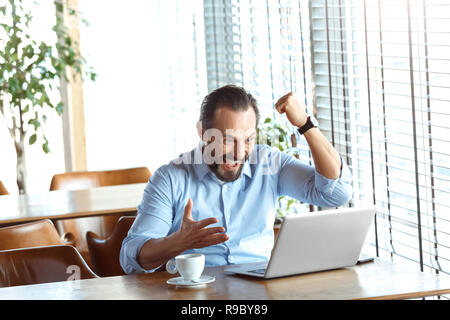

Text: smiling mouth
xmin=222 ymin=162 xmax=240 ymax=170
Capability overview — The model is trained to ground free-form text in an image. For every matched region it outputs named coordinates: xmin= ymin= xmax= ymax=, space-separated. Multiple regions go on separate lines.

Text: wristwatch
xmin=297 ymin=116 xmax=318 ymax=135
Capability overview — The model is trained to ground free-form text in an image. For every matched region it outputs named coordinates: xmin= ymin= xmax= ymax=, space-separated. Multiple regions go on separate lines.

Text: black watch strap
xmin=297 ymin=116 xmax=316 ymax=135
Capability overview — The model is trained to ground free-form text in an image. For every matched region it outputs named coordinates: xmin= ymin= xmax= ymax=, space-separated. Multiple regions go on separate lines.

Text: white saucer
xmin=166 ymin=275 xmax=215 ymax=287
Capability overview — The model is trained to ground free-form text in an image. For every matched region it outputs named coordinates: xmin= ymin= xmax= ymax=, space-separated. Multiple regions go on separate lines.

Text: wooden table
xmin=0 ymin=183 xmax=146 ymax=227
xmin=0 ymin=258 xmax=449 ymax=300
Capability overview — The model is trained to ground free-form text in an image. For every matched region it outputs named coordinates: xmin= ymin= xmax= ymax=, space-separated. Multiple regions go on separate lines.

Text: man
xmin=120 ymin=85 xmax=352 ymax=274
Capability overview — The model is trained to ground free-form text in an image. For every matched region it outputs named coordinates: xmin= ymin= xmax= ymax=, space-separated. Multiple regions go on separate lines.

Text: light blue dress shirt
xmin=120 ymin=144 xmax=353 ymax=274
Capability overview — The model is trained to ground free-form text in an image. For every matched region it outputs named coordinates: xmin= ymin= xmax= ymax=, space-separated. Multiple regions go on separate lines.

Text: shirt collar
xmin=192 ymin=144 xmax=253 ymax=181
xmin=241 ymin=159 xmax=252 ymax=179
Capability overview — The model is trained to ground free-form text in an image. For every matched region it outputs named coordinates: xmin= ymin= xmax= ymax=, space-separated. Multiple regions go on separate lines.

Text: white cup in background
xmin=166 ymin=253 xmax=205 ymax=280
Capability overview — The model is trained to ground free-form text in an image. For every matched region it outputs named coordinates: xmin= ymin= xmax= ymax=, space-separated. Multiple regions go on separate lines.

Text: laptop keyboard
xmin=249 ymin=268 xmax=266 ymax=275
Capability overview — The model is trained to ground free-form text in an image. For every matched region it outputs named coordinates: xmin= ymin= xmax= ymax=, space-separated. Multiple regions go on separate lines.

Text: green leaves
xmin=22 ymin=44 xmax=34 ymax=58
xmin=28 ymin=112 xmax=40 ymax=131
xmin=29 ymin=133 xmax=37 ymax=145
xmin=64 ymin=35 xmax=72 ymax=46
xmin=89 ymin=71 xmax=97 ymax=81
xmin=54 ymin=0 xmax=63 ymax=14
xmin=42 ymin=136 xmax=50 ymax=154
xmin=1 ymin=0 xmax=95 ymax=160
xmin=276 ymin=195 xmax=300 ymax=222
xmin=55 ymin=102 xmax=63 ymax=115
xmin=7 ymin=77 xmax=20 ymax=93
xmin=259 ymin=115 xmax=301 ymax=220
xmin=257 ymin=115 xmax=291 ymax=153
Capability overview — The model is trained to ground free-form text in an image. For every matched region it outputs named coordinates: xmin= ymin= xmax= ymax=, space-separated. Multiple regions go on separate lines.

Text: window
xmin=311 ymin=0 xmax=450 ymax=276
xmin=204 ymin=0 xmax=450 ymax=279
xmin=78 ymin=0 xmax=207 ymax=172
xmin=204 ymin=0 xmax=314 ymax=120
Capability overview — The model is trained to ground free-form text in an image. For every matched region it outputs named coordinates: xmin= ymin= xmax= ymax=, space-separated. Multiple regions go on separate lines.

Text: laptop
xmin=224 ymin=206 xmax=376 ymax=279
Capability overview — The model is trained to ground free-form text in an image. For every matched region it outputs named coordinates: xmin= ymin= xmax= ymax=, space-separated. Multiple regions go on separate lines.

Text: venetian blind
xmin=311 ymin=0 xmax=450 ymax=275
xmin=203 ymin=0 xmax=315 ymax=158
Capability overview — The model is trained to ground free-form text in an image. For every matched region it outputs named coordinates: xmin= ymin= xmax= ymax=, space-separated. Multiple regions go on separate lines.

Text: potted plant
xmin=257 ymin=116 xmax=304 ymax=234
xmin=0 ymin=0 xmax=95 ymax=194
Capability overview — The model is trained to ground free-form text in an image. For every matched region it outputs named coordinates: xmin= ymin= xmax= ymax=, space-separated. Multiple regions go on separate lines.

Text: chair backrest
xmin=0 ymin=180 xmax=9 ymax=195
xmin=86 ymin=216 xmax=136 ymax=277
xmin=48 ymin=167 xmax=150 ymax=267
xmin=0 ymin=219 xmax=65 ymax=251
xmin=0 ymin=245 xmax=98 ymax=288
xmin=49 ymin=167 xmax=151 ymax=191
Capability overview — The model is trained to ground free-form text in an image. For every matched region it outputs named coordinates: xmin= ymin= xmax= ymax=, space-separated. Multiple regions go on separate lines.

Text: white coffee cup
xmin=166 ymin=253 xmax=205 ymax=280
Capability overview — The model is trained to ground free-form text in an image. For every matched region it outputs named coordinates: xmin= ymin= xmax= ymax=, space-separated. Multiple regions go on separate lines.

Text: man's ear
xmin=196 ymin=121 xmax=205 ymax=141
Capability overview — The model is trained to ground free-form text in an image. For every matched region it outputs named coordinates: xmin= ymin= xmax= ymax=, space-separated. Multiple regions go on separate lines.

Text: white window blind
xmin=203 ymin=0 xmax=450 ymax=280
xmin=311 ymin=0 xmax=450 ymax=276
xmin=203 ymin=0 xmax=315 ymax=159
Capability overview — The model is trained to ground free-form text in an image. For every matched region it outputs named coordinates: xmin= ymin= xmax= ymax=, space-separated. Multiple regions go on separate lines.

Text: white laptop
xmin=224 ymin=206 xmax=376 ymax=279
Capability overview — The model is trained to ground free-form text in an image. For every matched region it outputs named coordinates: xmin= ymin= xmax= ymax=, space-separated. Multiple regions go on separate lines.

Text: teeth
xmin=224 ymin=162 xmax=238 ymax=167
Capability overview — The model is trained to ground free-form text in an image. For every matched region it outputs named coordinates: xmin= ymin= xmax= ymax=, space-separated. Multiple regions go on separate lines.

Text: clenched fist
xmin=274 ymin=92 xmax=308 ymax=128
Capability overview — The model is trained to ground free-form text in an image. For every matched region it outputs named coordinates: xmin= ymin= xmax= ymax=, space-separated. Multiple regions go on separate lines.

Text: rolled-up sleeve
xmin=277 ymin=151 xmax=353 ymax=208
xmin=120 ymin=167 xmax=174 ymax=274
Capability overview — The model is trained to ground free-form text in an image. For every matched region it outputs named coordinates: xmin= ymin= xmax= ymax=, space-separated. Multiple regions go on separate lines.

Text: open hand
xmin=275 ymin=92 xmax=308 ymax=128
xmin=175 ymin=199 xmax=229 ymax=250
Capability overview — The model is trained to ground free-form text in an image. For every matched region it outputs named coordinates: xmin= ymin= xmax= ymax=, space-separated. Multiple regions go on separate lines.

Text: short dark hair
xmin=199 ymin=85 xmax=260 ymax=130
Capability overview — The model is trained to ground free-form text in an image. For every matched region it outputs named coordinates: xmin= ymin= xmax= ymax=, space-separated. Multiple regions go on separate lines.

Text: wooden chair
xmin=0 ymin=245 xmax=98 ymax=288
xmin=0 ymin=180 xmax=9 ymax=195
xmin=0 ymin=219 xmax=65 ymax=250
xmin=49 ymin=167 xmax=151 ymax=267
xmin=49 ymin=167 xmax=151 ymax=190
xmin=86 ymin=216 xmax=136 ymax=277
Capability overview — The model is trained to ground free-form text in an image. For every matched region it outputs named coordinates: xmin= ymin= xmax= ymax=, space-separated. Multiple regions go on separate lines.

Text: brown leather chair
xmin=86 ymin=216 xmax=136 ymax=277
xmin=49 ymin=167 xmax=151 ymax=267
xmin=0 ymin=245 xmax=98 ymax=288
xmin=0 ymin=219 xmax=65 ymax=250
xmin=49 ymin=167 xmax=151 ymax=191
xmin=0 ymin=180 xmax=9 ymax=195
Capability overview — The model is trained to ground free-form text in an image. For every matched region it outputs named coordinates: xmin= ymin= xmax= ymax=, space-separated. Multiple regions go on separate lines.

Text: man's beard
xmin=208 ymin=153 xmax=249 ymax=183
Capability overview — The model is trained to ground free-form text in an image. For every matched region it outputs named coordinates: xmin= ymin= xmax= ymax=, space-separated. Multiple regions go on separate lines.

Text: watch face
xmin=310 ymin=116 xmax=319 ymax=127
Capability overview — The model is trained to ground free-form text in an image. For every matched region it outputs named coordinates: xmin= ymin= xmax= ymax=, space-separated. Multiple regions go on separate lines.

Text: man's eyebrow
xmin=223 ymin=132 xmax=256 ymax=139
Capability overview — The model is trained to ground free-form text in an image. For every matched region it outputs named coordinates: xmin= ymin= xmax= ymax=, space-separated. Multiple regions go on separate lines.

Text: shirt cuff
xmin=120 ymin=235 xmax=164 ymax=274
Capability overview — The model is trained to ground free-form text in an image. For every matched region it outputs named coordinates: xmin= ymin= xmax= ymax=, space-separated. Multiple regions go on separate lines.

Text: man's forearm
xmin=303 ymin=127 xmax=342 ymax=180
xmin=137 ymin=232 xmax=186 ymax=271
xmin=136 ymin=199 xmax=228 ymax=271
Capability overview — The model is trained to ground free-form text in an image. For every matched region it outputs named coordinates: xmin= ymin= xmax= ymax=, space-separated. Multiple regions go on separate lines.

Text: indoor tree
xmin=0 ymin=0 xmax=95 ymax=194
